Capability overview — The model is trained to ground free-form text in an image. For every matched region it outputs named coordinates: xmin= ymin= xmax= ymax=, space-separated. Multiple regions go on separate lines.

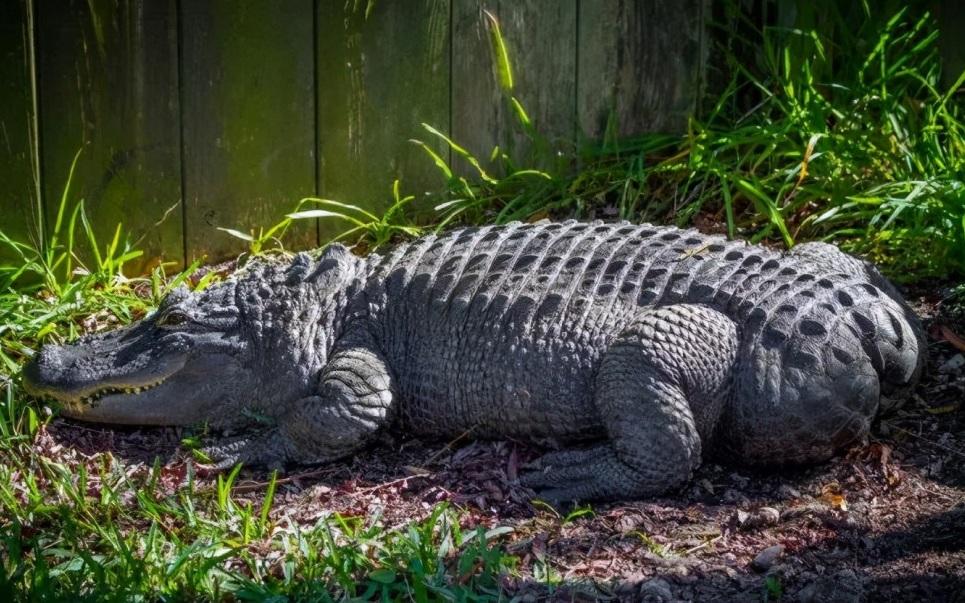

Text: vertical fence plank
xmin=316 ymin=0 xmax=451 ymax=231
xmin=36 ymin=0 xmax=182 ymax=271
xmin=180 ymin=0 xmax=316 ymax=261
xmin=578 ymin=0 xmax=706 ymax=139
xmin=0 ymin=0 xmax=39 ymax=264
xmin=938 ymin=0 xmax=964 ymax=90
xmin=452 ymin=0 xmax=577 ymax=170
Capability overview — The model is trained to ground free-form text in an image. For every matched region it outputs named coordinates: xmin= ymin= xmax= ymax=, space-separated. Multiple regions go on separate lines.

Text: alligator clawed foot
xmin=519 ymin=448 xmax=608 ymax=507
xmin=197 ymin=431 xmax=288 ymax=473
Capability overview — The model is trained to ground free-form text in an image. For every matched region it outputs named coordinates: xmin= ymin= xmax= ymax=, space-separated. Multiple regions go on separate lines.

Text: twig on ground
xmin=421 ymin=426 xmax=478 ymax=467
xmin=884 ymin=422 xmax=965 ymax=459
xmin=683 ymin=534 xmax=724 ymax=556
xmin=358 ymin=472 xmax=432 ymax=494
xmin=232 ymin=466 xmax=344 ymax=493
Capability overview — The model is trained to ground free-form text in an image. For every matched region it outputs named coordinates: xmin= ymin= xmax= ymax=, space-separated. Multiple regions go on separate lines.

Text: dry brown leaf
xmin=937 ymin=324 xmax=965 ymax=352
xmin=820 ymin=483 xmax=848 ymax=511
xmin=863 ymin=442 xmax=892 ymax=466
xmin=507 ymin=447 xmax=518 ymax=482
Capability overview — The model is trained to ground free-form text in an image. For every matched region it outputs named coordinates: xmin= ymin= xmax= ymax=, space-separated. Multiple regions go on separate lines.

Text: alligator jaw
xmin=73 ymin=377 xmax=170 ymax=410
xmin=23 ymin=351 xmax=190 ymax=424
xmin=55 ymin=365 xmax=193 ymax=426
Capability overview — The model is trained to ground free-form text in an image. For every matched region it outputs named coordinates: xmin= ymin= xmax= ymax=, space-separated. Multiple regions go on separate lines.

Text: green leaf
xmin=732 ymin=177 xmax=794 ymax=247
xmin=410 ymin=138 xmax=453 ymax=180
xmin=421 ymin=123 xmax=495 ymax=183
xmin=368 ymin=568 xmax=397 ymax=584
xmin=287 ymin=209 xmax=352 ymax=221
xmin=509 ymin=96 xmax=531 ymax=129
xmin=215 ymin=228 xmax=255 ymax=242
xmin=483 ymin=10 xmax=514 ymax=92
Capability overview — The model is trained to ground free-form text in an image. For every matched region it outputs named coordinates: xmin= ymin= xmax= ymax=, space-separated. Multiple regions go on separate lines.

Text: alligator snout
xmin=23 ymin=344 xmax=77 ymax=399
xmin=22 ymin=332 xmax=182 ymax=404
xmin=23 ymin=341 xmax=120 ymax=402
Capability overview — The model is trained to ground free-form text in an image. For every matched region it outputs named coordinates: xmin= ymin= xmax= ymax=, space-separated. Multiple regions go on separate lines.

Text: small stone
xmin=751 ymin=545 xmax=784 ymax=572
xmin=638 ymin=577 xmax=674 ymax=602
xmin=939 ymin=353 xmax=965 ymax=374
xmin=757 ymin=506 xmax=781 ymax=525
xmin=669 ymin=564 xmax=690 ymax=577
xmin=797 ymin=569 xmax=864 ymax=602
xmin=739 ymin=506 xmax=781 ymax=530
xmin=613 ymin=572 xmax=646 ymax=596
xmin=777 ymin=484 xmax=802 ymax=499
xmin=722 ymin=488 xmax=748 ymax=504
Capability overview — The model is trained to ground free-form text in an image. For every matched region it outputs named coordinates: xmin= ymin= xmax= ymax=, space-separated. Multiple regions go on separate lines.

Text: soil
xmin=41 ymin=289 xmax=965 ymax=602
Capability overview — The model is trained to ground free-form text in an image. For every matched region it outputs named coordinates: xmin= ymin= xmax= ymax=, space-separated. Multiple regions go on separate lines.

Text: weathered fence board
xmin=4 ymin=0 xmax=962 ymax=273
xmin=937 ymin=0 xmax=963 ymax=90
xmin=578 ymin=0 xmax=706 ymax=141
xmin=316 ymin=0 xmax=450 ymax=232
xmin=180 ymin=0 xmax=316 ymax=261
xmin=36 ymin=0 xmax=183 ymax=271
xmin=0 ymin=0 xmax=39 ymax=264
xmin=452 ymin=0 xmax=578 ymax=171
xmin=2 ymin=0 xmax=724 ymax=268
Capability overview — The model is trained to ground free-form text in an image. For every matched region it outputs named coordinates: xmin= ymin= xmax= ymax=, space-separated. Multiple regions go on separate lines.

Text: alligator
xmin=23 ymin=221 xmax=925 ymax=502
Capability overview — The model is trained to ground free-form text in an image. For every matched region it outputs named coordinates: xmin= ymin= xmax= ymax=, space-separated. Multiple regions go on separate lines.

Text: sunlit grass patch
xmin=0 ymin=389 xmax=515 ymax=599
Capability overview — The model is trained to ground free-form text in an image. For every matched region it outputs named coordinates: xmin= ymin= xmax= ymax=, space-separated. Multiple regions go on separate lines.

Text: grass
xmin=0 ymin=2 xmax=962 ymax=600
xmin=0 ymin=392 xmax=514 ymax=600
xmin=217 ymin=181 xmax=423 ymax=257
xmin=684 ymin=4 xmax=964 ymax=279
xmin=0 ymin=395 xmax=513 ymax=600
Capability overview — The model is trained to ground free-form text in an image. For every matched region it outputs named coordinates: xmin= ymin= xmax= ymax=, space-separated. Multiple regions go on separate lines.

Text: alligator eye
xmin=157 ymin=311 xmax=190 ymax=328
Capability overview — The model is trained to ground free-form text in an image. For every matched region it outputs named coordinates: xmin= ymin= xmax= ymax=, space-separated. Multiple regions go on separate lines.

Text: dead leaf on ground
xmin=925 ymin=403 xmax=962 ymax=415
xmin=934 ymin=324 xmax=965 ymax=352
xmin=820 ymin=483 xmax=848 ymax=511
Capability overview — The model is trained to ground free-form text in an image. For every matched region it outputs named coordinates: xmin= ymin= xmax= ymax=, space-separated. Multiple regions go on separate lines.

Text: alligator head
xmin=22 ymin=246 xmax=363 ymax=427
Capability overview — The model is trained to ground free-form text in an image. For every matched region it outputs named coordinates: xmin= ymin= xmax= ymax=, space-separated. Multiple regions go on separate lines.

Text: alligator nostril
xmin=23 ymin=344 xmax=79 ymax=395
xmin=38 ymin=344 xmax=70 ymax=370
xmin=23 ymin=353 xmax=51 ymax=395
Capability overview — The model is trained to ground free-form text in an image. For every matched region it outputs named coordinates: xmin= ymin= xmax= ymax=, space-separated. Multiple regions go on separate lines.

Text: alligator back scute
xmin=367 ymin=220 xmax=924 ymax=453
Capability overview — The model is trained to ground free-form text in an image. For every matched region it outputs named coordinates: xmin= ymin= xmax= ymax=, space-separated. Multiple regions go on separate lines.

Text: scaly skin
xmin=24 ymin=221 xmax=925 ymax=502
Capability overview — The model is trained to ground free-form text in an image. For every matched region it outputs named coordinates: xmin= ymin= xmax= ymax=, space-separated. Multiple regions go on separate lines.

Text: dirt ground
xmin=43 ymin=288 xmax=965 ymax=602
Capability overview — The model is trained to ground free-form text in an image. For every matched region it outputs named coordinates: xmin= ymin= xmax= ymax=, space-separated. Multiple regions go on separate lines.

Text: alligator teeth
xmin=78 ymin=377 xmax=167 ymax=406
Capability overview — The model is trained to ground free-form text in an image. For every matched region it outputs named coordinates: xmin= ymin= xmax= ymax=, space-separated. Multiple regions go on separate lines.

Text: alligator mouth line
xmin=78 ymin=377 xmax=167 ymax=407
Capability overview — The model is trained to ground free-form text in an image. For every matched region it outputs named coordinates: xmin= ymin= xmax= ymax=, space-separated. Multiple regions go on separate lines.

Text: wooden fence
xmin=0 ymin=0 xmax=706 ymax=269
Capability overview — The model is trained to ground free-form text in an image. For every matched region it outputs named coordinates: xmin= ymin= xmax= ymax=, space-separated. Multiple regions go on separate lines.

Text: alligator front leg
xmin=521 ymin=304 xmax=739 ymax=503
xmin=203 ymin=328 xmax=396 ymax=470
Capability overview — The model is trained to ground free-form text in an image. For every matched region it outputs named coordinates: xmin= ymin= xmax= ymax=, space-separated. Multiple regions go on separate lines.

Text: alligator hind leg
xmin=521 ymin=304 xmax=739 ymax=502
